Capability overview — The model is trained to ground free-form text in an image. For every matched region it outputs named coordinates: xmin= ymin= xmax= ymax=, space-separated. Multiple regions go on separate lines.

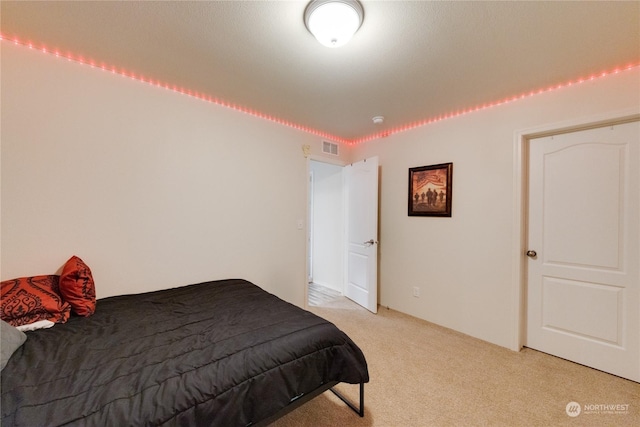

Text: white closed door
xmin=526 ymin=120 xmax=639 ymax=382
xmin=345 ymin=157 xmax=379 ymax=313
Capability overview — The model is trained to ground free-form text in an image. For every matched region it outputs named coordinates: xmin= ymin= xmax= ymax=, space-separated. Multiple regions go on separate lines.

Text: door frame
xmin=511 ymin=108 xmax=640 ymax=351
xmin=305 ymin=155 xmax=347 ymax=309
xmin=308 ymin=169 xmax=314 ymax=284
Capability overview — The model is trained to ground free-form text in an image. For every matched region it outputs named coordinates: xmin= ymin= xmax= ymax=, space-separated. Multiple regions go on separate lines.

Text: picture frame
xmin=408 ymin=162 xmax=453 ymax=217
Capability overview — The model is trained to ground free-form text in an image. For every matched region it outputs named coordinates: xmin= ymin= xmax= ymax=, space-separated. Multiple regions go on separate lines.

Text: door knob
xmin=526 ymin=250 xmax=537 ymax=258
xmin=363 ymin=239 xmax=377 ymax=246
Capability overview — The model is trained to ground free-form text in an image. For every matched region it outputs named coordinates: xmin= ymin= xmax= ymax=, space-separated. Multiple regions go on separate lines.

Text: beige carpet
xmin=272 ymin=297 xmax=640 ymax=427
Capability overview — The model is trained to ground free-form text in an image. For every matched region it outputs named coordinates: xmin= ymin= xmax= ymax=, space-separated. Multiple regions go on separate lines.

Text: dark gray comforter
xmin=1 ymin=279 xmax=369 ymax=426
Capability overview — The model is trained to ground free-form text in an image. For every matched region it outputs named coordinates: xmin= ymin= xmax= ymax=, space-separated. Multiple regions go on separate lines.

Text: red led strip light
xmin=3 ymin=34 xmax=638 ymax=146
xmin=1 ymin=34 xmax=348 ymax=144
xmin=348 ymin=60 xmax=640 ymax=145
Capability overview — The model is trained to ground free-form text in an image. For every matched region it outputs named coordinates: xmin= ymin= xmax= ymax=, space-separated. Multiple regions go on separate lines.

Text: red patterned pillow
xmin=1 ymin=275 xmax=71 ymax=327
xmin=59 ymin=256 xmax=96 ymax=317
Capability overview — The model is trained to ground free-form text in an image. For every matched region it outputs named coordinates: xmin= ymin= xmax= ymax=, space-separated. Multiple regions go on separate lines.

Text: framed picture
xmin=408 ymin=162 xmax=453 ymax=217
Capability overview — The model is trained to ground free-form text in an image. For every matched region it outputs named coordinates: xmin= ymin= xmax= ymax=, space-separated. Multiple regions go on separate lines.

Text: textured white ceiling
xmin=2 ymin=1 xmax=639 ymax=142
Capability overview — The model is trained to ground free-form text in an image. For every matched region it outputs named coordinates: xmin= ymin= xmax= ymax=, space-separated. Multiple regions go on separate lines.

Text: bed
xmin=1 ymin=278 xmax=369 ymax=426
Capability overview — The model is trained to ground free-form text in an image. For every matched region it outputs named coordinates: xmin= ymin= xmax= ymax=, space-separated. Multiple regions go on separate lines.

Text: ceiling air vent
xmin=322 ymin=141 xmax=339 ymax=156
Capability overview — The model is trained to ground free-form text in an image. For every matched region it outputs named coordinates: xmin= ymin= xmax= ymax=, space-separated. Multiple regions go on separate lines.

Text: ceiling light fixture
xmin=304 ymin=0 xmax=364 ymax=48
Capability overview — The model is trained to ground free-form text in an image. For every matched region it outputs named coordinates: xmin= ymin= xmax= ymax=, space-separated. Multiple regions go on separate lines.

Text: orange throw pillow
xmin=59 ymin=256 xmax=96 ymax=317
xmin=1 ymin=275 xmax=71 ymax=327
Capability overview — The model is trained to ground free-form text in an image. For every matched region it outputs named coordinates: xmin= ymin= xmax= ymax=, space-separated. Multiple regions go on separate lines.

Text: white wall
xmin=310 ymin=160 xmax=344 ymax=292
xmin=0 ymin=43 xmax=347 ymax=305
xmin=351 ymin=68 xmax=640 ymax=349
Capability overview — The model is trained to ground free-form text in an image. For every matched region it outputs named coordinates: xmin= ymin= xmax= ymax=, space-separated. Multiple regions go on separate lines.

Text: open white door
xmin=345 ymin=156 xmax=379 ymax=313
xmin=526 ymin=121 xmax=639 ymax=382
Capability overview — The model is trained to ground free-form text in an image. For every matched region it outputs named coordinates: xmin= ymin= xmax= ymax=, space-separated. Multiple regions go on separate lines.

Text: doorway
xmin=307 ymin=157 xmax=380 ymax=312
xmin=308 ymin=160 xmax=345 ymax=306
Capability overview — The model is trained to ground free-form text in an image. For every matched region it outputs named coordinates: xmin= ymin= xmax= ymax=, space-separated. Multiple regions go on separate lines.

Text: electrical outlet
xmin=412 ymin=287 xmax=420 ymax=298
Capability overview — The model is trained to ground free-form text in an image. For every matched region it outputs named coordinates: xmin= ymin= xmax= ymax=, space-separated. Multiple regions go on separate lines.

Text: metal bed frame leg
xmin=329 ymin=382 xmax=364 ymax=417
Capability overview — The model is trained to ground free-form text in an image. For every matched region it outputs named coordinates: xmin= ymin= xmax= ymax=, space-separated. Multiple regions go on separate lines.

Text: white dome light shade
xmin=304 ymin=0 xmax=364 ymax=48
